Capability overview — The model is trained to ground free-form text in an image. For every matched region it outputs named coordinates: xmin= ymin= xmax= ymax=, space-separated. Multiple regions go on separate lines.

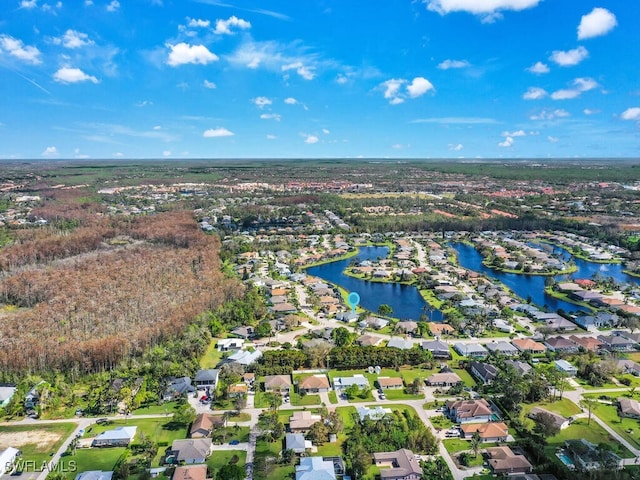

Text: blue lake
xmin=451 ymin=242 xmax=640 ymax=314
xmin=306 ymin=246 xmax=444 ymax=322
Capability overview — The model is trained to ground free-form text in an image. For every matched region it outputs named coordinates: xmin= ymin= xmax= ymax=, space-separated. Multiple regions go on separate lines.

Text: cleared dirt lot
xmin=0 ymin=429 xmax=63 ymax=450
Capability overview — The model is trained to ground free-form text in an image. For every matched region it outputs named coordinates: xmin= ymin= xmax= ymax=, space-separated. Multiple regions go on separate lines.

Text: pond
xmin=451 ymin=242 xmax=640 ymax=314
xmin=306 ymin=246 xmax=444 ymax=322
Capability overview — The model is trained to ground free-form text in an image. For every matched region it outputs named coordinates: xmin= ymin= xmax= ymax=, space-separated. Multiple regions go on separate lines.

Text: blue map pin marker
xmin=347 ymin=292 xmax=360 ymax=313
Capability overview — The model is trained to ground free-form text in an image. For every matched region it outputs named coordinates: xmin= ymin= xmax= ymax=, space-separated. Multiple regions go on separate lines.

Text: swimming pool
xmin=556 ymin=451 xmax=575 ymax=470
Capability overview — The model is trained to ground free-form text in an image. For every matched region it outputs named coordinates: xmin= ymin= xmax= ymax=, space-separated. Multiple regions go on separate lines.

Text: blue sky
xmin=1 ymin=0 xmax=639 ymax=159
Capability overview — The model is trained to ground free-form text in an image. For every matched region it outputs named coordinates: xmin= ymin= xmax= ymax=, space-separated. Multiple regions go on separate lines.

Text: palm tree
xmin=580 ymin=397 xmax=598 ymax=425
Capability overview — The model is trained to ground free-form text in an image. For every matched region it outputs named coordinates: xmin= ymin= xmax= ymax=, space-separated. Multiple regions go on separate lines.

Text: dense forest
xmin=0 ymin=209 xmax=241 ymax=375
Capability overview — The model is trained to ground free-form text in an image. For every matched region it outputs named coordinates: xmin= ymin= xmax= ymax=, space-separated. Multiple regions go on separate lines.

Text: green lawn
xmin=82 ymin=417 xmax=189 ymax=465
xmin=451 ymin=368 xmax=477 ymax=387
xmin=430 ymin=415 xmax=455 ymax=431
xmin=328 ymin=391 xmax=338 ymax=404
xmin=200 ymin=339 xmax=225 ymax=368
xmin=206 ymin=449 xmax=246 ymax=474
xmin=253 ymin=438 xmax=294 ymax=480
xmin=65 ymin=447 xmax=126 ymax=477
xmin=132 ymin=401 xmax=178 ymax=415
xmin=547 ymin=418 xmax=634 ymax=458
xmin=520 ymin=397 xmax=582 ymax=419
xmin=328 ymin=366 xmax=435 ymax=388
xmin=382 ymin=389 xmax=423 ymax=401
xmin=0 ymin=422 xmax=77 ymax=467
xmin=591 ymin=402 xmax=640 ymax=450
xmin=290 ymin=392 xmax=321 ymax=406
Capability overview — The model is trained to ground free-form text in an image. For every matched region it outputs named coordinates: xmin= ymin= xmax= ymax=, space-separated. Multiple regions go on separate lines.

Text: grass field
xmin=591 ymin=402 xmax=640 ymax=449
xmin=547 ymin=418 xmax=634 ymax=458
xmin=206 ymin=449 xmax=247 ymax=473
xmin=253 ymin=437 xmax=294 ymax=480
xmin=65 ymin=447 xmax=125 ymax=478
xmin=200 ymin=339 xmax=226 ymax=369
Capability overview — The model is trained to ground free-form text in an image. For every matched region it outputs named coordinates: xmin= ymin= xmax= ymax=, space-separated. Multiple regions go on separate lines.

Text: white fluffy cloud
xmin=498 ymin=136 xmax=514 ymax=147
xmin=42 ymin=146 xmax=58 ymax=156
xmin=449 ymin=143 xmax=463 ymax=151
xmin=260 ymin=113 xmax=281 ymax=121
xmin=407 ymin=77 xmax=435 ymax=98
xmin=426 ymin=0 xmax=540 ymax=22
xmin=583 ymin=108 xmax=599 ymax=115
xmin=163 ymin=150 xmax=171 ymax=157
xmin=621 ymin=108 xmax=640 ymax=121
xmin=266 ymin=134 xmax=277 ymax=140
xmin=523 ymin=87 xmax=547 ymax=100
xmin=550 ymin=46 xmax=588 ymax=67
xmin=253 ymin=96 xmax=272 ymax=109
xmin=0 ymin=35 xmax=41 ymax=64
xmin=188 ymin=18 xmax=210 ymax=28
xmin=527 ymin=61 xmax=549 ymax=74
xmin=53 ymin=29 xmax=94 ymax=49
xmin=578 ymin=7 xmax=617 ymax=40
xmin=322 ymin=128 xmax=330 ymax=135
xmin=20 ymin=0 xmax=37 ymax=8
xmin=282 ymin=62 xmax=315 ymax=80
xmin=214 ymin=16 xmax=251 ymax=35
xmin=547 ymin=136 xmax=559 ymax=143
xmin=106 ymin=0 xmax=119 ymax=12
xmin=203 ymin=127 xmax=234 ymax=137
xmin=503 ymin=130 xmax=526 ymax=137
xmin=284 ymin=97 xmax=298 ymax=105
xmin=53 ymin=67 xmax=99 ymax=83
xmin=166 ymin=43 xmax=218 ymax=66
xmin=203 ymin=80 xmax=216 ymax=89
xmin=304 ymin=134 xmax=319 ymax=144
xmin=382 ymin=79 xmax=405 ymax=104
xmin=381 ymin=77 xmax=434 ymax=104
xmin=530 ymin=109 xmax=570 ymax=121
xmin=551 ymin=77 xmax=598 ymax=100
xmin=437 ymin=59 xmax=470 ymax=70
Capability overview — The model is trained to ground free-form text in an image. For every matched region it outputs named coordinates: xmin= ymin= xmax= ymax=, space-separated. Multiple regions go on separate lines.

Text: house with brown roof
xmin=512 ymin=338 xmax=547 ymax=353
xmin=426 ymin=372 xmax=462 ymax=387
xmin=227 ymin=383 xmax=248 ymax=398
xmin=289 ymin=411 xmax=322 ymax=433
xmin=357 ymin=334 xmax=384 ymax=347
xmin=460 ymin=422 xmax=509 ymax=442
xmin=544 ymin=336 xmax=578 ymax=353
xmin=373 ymin=448 xmax=423 ymax=480
xmin=190 ymin=413 xmax=214 ymax=438
xmin=264 ymin=375 xmax=292 ymax=393
xmin=486 ymin=446 xmax=533 ymax=475
xmin=298 ymin=375 xmax=330 ymax=394
xmin=428 ymin=322 xmax=454 ymax=336
xmin=172 ymin=465 xmax=208 ymax=480
xmin=446 ymin=399 xmax=493 ymax=424
xmin=568 ymin=335 xmax=602 ymax=352
xmin=377 ymin=377 xmax=404 ymax=390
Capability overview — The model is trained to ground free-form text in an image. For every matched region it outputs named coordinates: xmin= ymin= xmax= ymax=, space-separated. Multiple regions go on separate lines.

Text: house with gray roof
xmin=168 ymin=438 xmax=212 ymax=465
xmin=485 ymin=341 xmax=518 ymax=356
xmin=387 ymin=337 xmax=414 ymax=350
xmin=454 ymin=343 xmax=489 ymax=358
xmin=421 ymin=340 xmax=451 ymax=359
xmin=286 ymin=433 xmax=311 ymax=454
xmin=373 ymin=448 xmax=422 ymax=480
xmin=75 ymin=472 xmax=113 ymax=480
xmin=295 ymin=456 xmax=337 ymax=480
xmin=332 ymin=374 xmax=370 ymax=391
xmin=193 ymin=369 xmax=219 ymax=389
xmin=92 ymin=426 xmax=137 ymax=447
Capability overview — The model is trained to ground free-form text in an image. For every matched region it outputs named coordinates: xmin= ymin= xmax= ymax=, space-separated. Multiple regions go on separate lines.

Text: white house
xmin=0 ymin=447 xmax=20 ymax=476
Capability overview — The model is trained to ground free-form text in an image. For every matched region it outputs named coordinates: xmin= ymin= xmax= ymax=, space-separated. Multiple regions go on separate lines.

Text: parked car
xmin=230 ymin=440 xmax=240 ymax=445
